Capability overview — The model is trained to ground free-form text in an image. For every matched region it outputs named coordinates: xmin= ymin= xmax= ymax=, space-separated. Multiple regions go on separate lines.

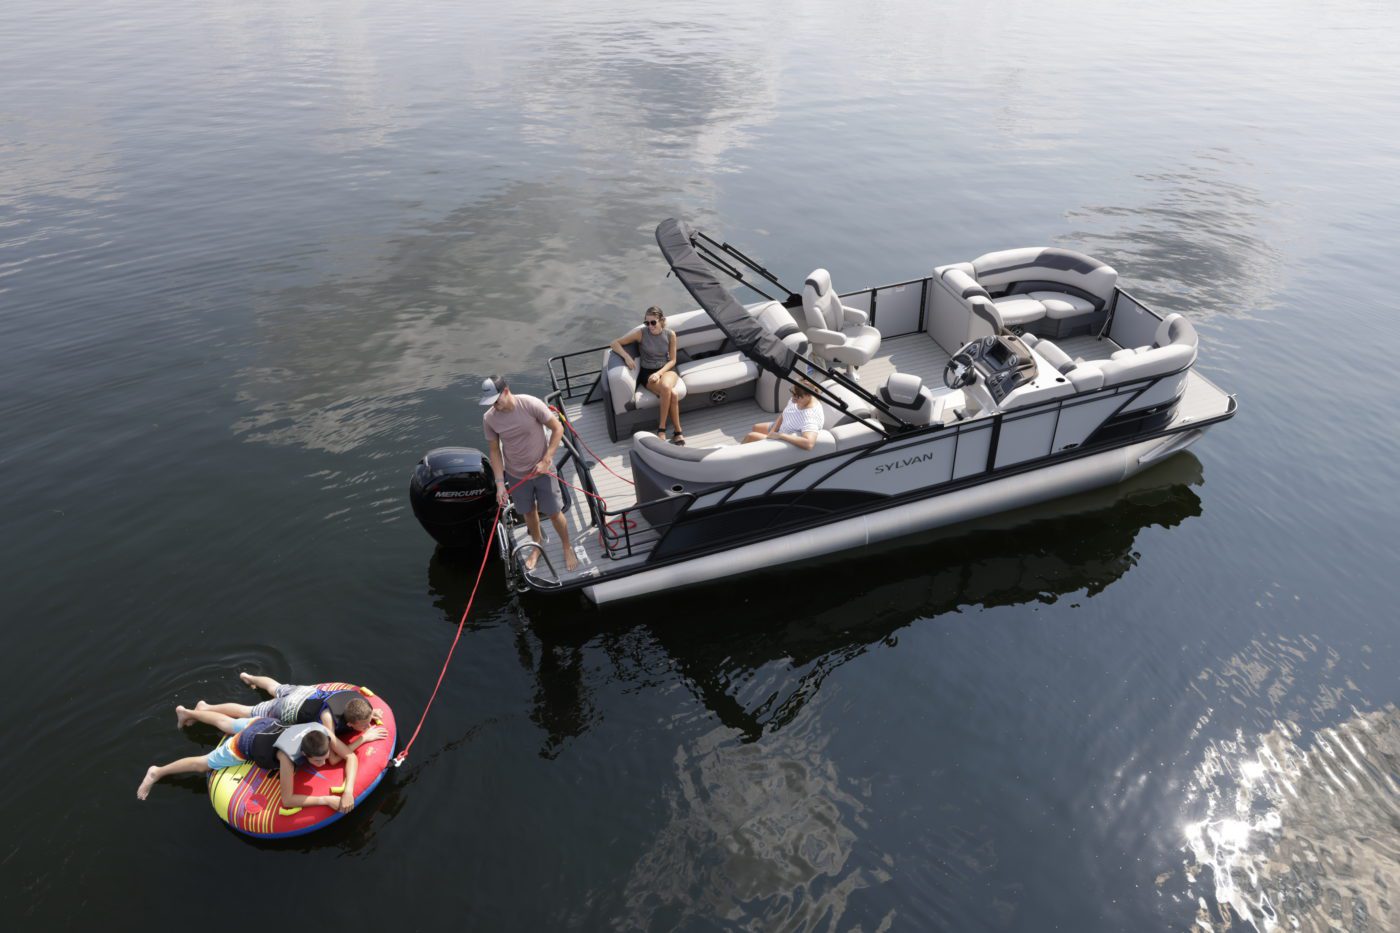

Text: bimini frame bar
xmin=692 ymin=230 xmax=801 ymax=306
xmin=683 ymin=226 xmax=910 ymax=434
xmin=791 ymin=349 xmax=910 ymax=434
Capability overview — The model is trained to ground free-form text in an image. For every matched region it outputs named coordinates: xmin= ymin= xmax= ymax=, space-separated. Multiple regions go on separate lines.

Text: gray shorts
xmin=249 ymin=684 xmax=315 ymax=724
xmin=506 ymin=472 xmax=563 ymax=517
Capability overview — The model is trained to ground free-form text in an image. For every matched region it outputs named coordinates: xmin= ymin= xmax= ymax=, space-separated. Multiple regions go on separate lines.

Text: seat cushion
xmin=629 ymin=374 xmax=689 ymax=410
xmin=840 ymin=325 xmax=882 ymax=355
xmin=1029 ymin=290 xmax=1096 ymax=320
xmin=1034 ymin=339 xmax=1077 ymax=373
xmin=1154 ymin=312 xmax=1198 ymax=349
xmin=630 ymin=351 xmax=759 ymax=411
xmin=991 ymin=296 xmax=1047 ymax=326
xmin=818 ymin=378 xmax=876 ymax=427
xmin=675 ymin=351 xmax=759 ymax=394
xmin=631 ymin=429 xmax=837 ymax=484
xmin=941 ymin=267 xmax=991 ymax=301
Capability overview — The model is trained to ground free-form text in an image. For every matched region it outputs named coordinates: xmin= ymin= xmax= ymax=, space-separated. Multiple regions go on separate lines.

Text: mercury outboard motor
xmin=409 ymin=447 xmax=498 ymax=551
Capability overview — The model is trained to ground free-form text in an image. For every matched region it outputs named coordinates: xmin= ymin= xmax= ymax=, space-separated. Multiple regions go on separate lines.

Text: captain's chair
xmin=801 ymin=269 xmax=882 ymax=372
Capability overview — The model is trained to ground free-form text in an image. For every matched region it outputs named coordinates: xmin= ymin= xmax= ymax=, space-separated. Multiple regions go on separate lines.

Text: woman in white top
xmin=742 ymin=380 xmax=823 ymax=450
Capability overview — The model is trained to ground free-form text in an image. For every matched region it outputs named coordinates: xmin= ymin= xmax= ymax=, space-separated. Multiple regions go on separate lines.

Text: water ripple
xmin=1183 ymin=707 xmax=1400 ymax=932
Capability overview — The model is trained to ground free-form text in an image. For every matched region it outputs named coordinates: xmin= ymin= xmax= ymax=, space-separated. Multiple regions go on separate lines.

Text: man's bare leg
xmin=239 ymin=672 xmax=281 ymax=694
xmin=523 ymin=508 xmax=543 ymax=570
xmin=137 ymin=755 xmax=212 ymax=800
xmin=550 ymin=511 xmax=579 ymax=572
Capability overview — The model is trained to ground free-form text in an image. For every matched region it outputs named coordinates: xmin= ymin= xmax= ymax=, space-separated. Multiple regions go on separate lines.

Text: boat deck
xmin=561 ymin=331 xmax=964 ymax=514
xmin=525 ymin=329 xmax=1232 ymax=588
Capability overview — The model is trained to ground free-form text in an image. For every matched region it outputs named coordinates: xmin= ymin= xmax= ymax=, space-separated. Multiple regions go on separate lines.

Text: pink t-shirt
xmin=483 ymin=394 xmax=554 ymax=477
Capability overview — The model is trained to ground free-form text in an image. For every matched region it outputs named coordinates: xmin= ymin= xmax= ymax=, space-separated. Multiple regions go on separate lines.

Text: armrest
xmin=605 ymin=350 xmax=639 ymax=415
xmin=840 ymin=305 xmax=869 ymax=327
xmin=806 ymin=327 xmax=847 ymax=347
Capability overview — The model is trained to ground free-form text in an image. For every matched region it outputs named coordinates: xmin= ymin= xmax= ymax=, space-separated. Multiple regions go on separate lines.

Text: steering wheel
xmin=944 ymin=351 xmax=977 ymax=390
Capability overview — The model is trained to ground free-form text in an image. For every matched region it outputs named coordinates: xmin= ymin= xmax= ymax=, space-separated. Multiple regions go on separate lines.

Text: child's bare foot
xmin=175 ymin=705 xmax=196 ymax=729
xmin=137 ymin=766 xmax=159 ymax=800
xmin=523 ymin=550 xmax=540 ymax=572
xmin=239 ymin=671 xmax=256 ymax=687
xmin=564 ymin=548 xmax=580 ymax=572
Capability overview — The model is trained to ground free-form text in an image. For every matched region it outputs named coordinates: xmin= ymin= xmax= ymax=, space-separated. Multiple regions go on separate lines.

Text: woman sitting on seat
xmin=609 ymin=306 xmax=685 ymax=445
xmin=743 ymin=380 xmax=823 ymax=450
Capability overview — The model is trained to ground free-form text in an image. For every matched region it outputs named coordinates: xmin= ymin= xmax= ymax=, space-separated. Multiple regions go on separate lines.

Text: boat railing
xmin=545 ymin=388 xmax=607 ymax=535
xmin=547 ymin=345 xmax=609 ymax=402
xmin=595 ymin=491 xmax=698 ymax=560
xmin=625 ymin=363 xmax=1224 ymax=563
xmin=836 ymin=275 xmax=932 ymax=340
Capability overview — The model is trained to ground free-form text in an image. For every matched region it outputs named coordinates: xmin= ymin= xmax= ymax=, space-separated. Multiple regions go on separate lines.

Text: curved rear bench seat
xmin=625 ymin=370 xmax=967 ymax=528
xmin=627 ymin=425 xmax=839 ymax=527
xmin=930 ymin=248 xmax=1117 ymax=348
xmin=1022 ymin=314 xmax=1197 ymax=411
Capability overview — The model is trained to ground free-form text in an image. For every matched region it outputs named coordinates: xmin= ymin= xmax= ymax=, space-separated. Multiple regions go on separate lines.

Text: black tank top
xmin=234 ymin=718 xmax=286 ymax=770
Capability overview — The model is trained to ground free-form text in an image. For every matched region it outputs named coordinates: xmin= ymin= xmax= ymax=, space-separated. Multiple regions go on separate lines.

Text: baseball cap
xmin=479 ymin=375 xmax=508 ymax=406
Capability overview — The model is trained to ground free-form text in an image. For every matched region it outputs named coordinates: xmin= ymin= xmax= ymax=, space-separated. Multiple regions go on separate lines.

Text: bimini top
xmin=655 ymin=218 xmax=798 ymax=378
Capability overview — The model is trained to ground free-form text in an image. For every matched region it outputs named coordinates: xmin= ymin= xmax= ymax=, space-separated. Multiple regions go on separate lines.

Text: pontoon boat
xmin=409 ymin=219 xmax=1236 ymax=604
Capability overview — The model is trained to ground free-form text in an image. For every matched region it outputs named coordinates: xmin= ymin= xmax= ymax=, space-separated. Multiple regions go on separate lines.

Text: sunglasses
xmin=644 ymin=319 xmax=660 ymax=327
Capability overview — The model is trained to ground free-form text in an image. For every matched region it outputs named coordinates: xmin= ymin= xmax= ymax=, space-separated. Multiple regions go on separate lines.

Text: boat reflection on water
xmin=427 ymin=451 xmax=1205 ymax=748
xmin=633 ymin=450 xmax=1204 ymax=740
xmin=423 ymin=453 xmax=1208 ymax=927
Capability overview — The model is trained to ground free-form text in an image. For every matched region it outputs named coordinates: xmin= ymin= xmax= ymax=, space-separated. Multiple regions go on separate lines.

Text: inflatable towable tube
xmin=206 ymin=683 xmax=397 ymax=839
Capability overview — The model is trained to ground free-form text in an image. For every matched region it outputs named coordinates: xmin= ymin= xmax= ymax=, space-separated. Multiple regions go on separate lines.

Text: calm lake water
xmin=4 ymin=1 xmax=1399 ymax=929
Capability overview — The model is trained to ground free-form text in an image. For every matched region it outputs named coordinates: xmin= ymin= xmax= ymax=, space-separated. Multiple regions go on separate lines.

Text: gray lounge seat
xmin=1065 ymin=313 xmax=1198 ymax=391
xmin=601 ymin=307 xmax=761 ymax=441
xmin=931 ymin=248 xmax=1118 ymax=344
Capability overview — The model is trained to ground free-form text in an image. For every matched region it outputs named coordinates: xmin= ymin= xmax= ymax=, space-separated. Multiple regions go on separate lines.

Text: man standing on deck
xmin=481 ymin=375 xmax=580 ymax=573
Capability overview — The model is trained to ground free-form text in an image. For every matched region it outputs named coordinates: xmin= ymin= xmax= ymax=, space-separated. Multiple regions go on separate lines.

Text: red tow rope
xmin=392 ymin=500 xmax=502 ymax=768
xmin=394 ymin=438 xmax=638 ymax=766
xmin=553 ymin=406 xmax=635 ymax=487
xmin=393 ymin=470 xmax=539 ymax=766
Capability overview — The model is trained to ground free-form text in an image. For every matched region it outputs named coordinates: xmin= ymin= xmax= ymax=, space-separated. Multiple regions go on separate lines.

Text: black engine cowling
xmin=409 ymin=447 xmax=498 ymax=550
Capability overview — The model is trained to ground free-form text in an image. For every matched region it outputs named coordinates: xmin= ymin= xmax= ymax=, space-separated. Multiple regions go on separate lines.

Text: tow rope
xmin=392 ymin=497 xmax=503 ymax=767
xmin=393 ymin=457 xmax=629 ymax=767
xmin=552 ymin=405 xmax=635 ymax=487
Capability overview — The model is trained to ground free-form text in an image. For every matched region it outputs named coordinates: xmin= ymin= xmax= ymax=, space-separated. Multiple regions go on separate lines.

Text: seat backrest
xmin=1093 ymin=343 xmax=1196 ymax=386
xmin=749 ymin=300 xmax=804 ymax=341
xmin=630 ymin=429 xmax=837 ymax=484
xmin=970 ymin=247 xmax=1118 ymax=307
xmin=1076 ymin=315 xmax=1198 ymax=388
xmin=929 ymin=265 xmax=1004 ymax=353
xmin=816 ymin=377 xmax=876 ymax=427
xmin=876 ymin=372 xmax=938 ymax=425
xmin=1153 ymin=312 xmax=1197 ymax=350
xmin=802 ymin=268 xmax=845 ymax=332
xmin=751 ymin=302 xmax=816 ymax=412
xmin=1033 ymin=339 xmax=1077 ymax=374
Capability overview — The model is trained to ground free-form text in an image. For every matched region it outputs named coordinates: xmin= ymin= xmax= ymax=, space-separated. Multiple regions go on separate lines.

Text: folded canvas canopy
xmin=654 ymin=218 xmax=799 ymax=379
